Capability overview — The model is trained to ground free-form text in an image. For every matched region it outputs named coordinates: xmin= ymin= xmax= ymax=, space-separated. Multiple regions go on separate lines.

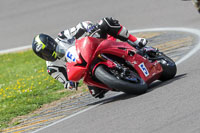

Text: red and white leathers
xmin=46 ymin=17 xmax=147 ymax=98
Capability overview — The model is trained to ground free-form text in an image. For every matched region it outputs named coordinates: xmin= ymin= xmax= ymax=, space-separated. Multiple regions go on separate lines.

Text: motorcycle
xmin=57 ymin=36 xmax=177 ymax=95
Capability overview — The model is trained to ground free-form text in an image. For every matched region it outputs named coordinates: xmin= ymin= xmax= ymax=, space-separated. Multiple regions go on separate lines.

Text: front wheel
xmin=94 ymin=65 xmax=148 ymax=94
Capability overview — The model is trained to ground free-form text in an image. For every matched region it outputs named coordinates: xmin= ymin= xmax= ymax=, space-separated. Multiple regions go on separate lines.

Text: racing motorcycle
xmin=57 ymin=36 xmax=177 ymax=95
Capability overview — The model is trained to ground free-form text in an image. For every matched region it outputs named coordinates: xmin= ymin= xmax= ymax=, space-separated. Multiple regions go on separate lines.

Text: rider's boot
xmin=127 ymin=34 xmax=148 ymax=49
xmin=88 ymin=86 xmax=108 ymax=99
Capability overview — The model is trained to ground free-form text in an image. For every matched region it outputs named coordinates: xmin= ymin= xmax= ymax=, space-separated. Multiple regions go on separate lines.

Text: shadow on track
xmin=147 ymin=73 xmax=187 ymax=92
xmin=88 ymin=74 xmax=187 ymax=106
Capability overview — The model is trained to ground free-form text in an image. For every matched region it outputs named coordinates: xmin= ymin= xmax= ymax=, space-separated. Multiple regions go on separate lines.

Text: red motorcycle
xmin=63 ymin=36 xmax=177 ymax=94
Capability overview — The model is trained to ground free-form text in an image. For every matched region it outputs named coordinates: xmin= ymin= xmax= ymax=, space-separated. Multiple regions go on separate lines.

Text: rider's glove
xmin=66 ymin=81 xmax=79 ymax=90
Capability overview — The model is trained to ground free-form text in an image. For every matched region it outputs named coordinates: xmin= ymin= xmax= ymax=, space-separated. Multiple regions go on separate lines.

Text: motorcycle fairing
xmin=67 ymin=37 xmax=162 ymax=87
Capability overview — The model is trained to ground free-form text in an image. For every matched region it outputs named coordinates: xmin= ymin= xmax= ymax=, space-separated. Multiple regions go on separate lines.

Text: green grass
xmin=0 ymin=50 xmax=82 ymax=129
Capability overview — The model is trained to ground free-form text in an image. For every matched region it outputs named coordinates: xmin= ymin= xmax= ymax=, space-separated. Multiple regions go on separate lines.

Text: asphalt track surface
xmin=1 ymin=0 xmax=200 ymax=133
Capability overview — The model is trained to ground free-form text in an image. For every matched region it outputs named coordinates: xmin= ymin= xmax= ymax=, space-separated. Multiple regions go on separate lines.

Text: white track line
xmin=0 ymin=45 xmax=31 ymax=54
xmin=4 ymin=27 xmax=200 ymax=133
xmin=31 ymin=103 xmax=101 ymax=133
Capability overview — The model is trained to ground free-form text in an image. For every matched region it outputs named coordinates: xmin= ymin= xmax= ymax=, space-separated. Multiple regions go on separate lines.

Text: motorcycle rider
xmin=32 ymin=17 xmax=148 ymax=99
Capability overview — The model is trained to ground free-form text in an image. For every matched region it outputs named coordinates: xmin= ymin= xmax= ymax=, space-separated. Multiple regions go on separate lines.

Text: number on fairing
xmin=65 ymin=46 xmax=78 ymax=62
xmin=139 ymin=63 xmax=149 ymax=77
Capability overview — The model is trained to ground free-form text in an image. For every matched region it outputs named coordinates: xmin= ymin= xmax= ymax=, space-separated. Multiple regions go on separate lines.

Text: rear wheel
xmin=157 ymin=53 xmax=177 ymax=81
xmin=94 ymin=65 xmax=148 ymax=94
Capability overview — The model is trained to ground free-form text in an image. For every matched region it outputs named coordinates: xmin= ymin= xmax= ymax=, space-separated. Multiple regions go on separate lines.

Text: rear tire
xmin=158 ymin=53 xmax=177 ymax=81
xmin=94 ymin=65 xmax=148 ymax=94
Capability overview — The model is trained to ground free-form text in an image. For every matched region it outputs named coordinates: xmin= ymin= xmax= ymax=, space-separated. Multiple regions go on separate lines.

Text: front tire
xmin=94 ymin=65 xmax=148 ymax=94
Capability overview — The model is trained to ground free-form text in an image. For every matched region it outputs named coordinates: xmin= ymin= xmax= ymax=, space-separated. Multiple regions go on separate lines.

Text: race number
xmin=139 ymin=63 xmax=149 ymax=77
xmin=65 ymin=46 xmax=78 ymax=62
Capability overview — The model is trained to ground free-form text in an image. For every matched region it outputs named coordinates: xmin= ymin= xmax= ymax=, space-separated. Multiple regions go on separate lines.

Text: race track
xmin=1 ymin=0 xmax=200 ymax=133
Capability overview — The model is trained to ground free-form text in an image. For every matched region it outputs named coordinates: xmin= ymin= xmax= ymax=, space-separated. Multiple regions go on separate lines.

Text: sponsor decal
xmin=35 ymin=43 xmax=43 ymax=52
xmin=139 ymin=63 xmax=149 ymax=77
xmin=35 ymin=35 xmax=45 ymax=52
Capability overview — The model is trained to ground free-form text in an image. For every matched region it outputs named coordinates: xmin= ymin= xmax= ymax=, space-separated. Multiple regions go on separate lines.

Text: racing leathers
xmin=46 ymin=17 xmax=147 ymax=98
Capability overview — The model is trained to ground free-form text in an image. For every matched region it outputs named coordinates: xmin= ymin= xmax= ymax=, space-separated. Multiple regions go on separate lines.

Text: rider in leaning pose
xmin=32 ymin=17 xmax=148 ymax=98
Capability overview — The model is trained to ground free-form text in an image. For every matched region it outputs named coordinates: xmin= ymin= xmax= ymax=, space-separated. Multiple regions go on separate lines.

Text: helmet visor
xmin=55 ymin=44 xmax=66 ymax=59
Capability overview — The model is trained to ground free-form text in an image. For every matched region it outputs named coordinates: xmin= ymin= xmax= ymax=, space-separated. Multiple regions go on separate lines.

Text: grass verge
xmin=0 ymin=50 xmax=84 ymax=129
